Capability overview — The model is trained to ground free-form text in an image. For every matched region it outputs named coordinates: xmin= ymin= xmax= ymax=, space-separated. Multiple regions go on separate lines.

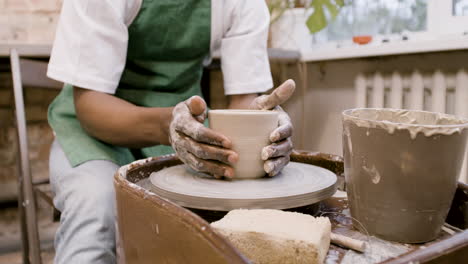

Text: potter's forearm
xmin=227 ymin=94 xmax=258 ymax=109
xmin=74 ymin=87 xmax=172 ymax=148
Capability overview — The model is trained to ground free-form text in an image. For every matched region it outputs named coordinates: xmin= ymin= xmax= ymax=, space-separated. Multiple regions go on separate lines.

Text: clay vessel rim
xmin=342 ymin=108 xmax=468 ymax=129
xmin=209 ymin=109 xmax=277 ymax=116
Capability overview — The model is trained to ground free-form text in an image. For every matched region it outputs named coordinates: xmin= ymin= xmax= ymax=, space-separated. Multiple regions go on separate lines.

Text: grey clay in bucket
xmin=342 ymin=108 xmax=468 ymax=243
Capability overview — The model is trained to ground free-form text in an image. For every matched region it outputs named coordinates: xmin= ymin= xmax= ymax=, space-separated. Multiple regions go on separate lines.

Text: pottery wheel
xmin=141 ymin=162 xmax=337 ymax=211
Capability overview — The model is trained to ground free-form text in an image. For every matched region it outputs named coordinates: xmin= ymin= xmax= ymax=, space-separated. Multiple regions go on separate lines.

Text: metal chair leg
xmin=11 ymin=49 xmax=43 ymax=264
xmin=22 ymin=184 xmax=42 ymax=264
xmin=18 ymin=177 xmax=31 ymax=264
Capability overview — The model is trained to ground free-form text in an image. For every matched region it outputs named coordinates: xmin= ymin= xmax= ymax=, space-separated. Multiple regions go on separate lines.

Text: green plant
xmin=267 ymin=0 xmax=346 ymax=33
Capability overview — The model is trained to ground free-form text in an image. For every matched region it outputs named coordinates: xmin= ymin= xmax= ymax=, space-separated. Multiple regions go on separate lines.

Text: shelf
xmin=209 ymin=48 xmax=301 ymax=64
xmin=0 ymin=44 xmax=52 ymax=57
xmin=300 ymin=37 xmax=468 ymax=62
xmin=2 ymin=38 xmax=465 ymax=63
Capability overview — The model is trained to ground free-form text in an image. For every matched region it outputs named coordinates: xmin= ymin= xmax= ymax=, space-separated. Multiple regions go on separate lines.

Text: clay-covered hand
xmin=250 ymin=79 xmax=296 ymax=177
xmin=169 ymin=96 xmax=238 ymax=178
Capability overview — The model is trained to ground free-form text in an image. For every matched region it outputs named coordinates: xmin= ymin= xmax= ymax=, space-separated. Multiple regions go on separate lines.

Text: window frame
xmin=308 ymin=0 xmax=468 ymax=52
xmin=299 ymin=0 xmax=468 ymax=61
xmin=428 ymin=0 xmax=468 ymax=36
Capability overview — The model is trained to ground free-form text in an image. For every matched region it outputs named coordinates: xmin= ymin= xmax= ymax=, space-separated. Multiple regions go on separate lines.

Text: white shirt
xmin=47 ymin=0 xmax=273 ymax=95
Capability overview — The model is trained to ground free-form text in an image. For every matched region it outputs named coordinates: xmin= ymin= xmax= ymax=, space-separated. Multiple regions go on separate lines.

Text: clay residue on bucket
xmin=343 ymin=108 xmax=468 ymax=139
xmin=362 ymin=165 xmax=381 ymax=184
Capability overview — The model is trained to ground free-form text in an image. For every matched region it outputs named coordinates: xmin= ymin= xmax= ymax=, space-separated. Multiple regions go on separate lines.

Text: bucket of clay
xmin=342 ymin=108 xmax=468 ymax=243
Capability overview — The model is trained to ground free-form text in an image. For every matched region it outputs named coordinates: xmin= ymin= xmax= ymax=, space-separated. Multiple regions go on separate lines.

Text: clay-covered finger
xmin=172 ymin=135 xmax=228 ymax=179
xmin=264 ymin=155 xmax=291 ymax=177
xmin=173 ymin=97 xmax=207 ymax=123
xmin=270 ymin=124 xmax=293 ymax=142
xmin=172 ymin=100 xmax=192 ymax=118
xmin=171 ymin=129 xmax=234 ymax=176
xmin=172 ymin=102 xmax=229 ymax=147
xmin=194 ymin=113 xmax=206 ymax=123
xmin=252 ymin=79 xmax=296 ymax=110
xmin=182 ymin=150 xmax=234 ymax=178
xmin=185 ymin=96 xmax=207 ymax=116
xmin=270 ymin=109 xmax=293 ymax=142
xmin=174 ymin=116 xmax=231 ymax=148
xmin=181 ymin=134 xmax=238 ymax=164
xmin=262 ymin=138 xmax=293 ymax=160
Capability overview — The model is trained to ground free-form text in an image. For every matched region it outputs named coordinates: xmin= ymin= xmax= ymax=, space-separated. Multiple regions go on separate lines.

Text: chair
xmin=10 ymin=48 xmax=62 ymax=264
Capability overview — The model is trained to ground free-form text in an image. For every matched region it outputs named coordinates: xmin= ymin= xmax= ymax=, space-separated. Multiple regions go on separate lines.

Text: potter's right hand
xmin=169 ymin=96 xmax=238 ymax=179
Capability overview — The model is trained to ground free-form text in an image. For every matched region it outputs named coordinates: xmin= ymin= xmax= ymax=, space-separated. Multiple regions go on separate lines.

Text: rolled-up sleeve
xmin=47 ymin=0 xmax=130 ymax=94
xmin=221 ymin=0 xmax=273 ymax=95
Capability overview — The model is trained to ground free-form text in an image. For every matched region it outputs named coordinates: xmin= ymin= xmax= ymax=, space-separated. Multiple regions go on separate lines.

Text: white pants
xmin=49 ymin=140 xmax=120 ymax=264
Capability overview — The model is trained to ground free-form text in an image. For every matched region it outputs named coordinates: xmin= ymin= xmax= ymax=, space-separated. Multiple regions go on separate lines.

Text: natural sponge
xmin=211 ymin=209 xmax=331 ymax=264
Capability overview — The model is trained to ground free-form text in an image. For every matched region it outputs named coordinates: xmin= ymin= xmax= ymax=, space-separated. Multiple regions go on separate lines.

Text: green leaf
xmin=306 ymin=4 xmax=327 ymax=33
xmin=324 ymin=1 xmax=339 ymax=19
xmin=306 ymin=0 xmax=345 ymax=33
xmin=335 ymin=0 xmax=345 ymax=7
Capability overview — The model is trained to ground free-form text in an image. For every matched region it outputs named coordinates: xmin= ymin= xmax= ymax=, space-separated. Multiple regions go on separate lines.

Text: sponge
xmin=211 ymin=209 xmax=331 ymax=264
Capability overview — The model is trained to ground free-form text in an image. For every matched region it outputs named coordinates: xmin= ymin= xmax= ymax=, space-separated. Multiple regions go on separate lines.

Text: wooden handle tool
xmin=331 ymin=232 xmax=367 ymax=253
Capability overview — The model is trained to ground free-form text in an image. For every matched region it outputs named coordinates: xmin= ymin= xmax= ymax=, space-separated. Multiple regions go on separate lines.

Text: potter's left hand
xmin=250 ymin=79 xmax=295 ymax=176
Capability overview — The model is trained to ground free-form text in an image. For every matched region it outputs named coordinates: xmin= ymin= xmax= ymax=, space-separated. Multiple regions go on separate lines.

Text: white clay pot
xmin=208 ymin=110 xmax=278 ymax=179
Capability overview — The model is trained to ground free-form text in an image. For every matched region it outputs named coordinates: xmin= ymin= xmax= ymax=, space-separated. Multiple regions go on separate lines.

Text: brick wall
xmin=0 ymin=64 xmax=60 ymax=201
xmin=0 ymin=0 xmax=62 ymax=43
xmin=0 ymin=0 xmax=62 ymax=201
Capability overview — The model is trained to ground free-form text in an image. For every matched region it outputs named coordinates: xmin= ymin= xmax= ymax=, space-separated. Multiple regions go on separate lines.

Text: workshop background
xmin=1 ymin=0 xmax=468 ymax=263
xmin=1 ymin=1 xmax=61 ymax=263
xmin=0 ymin=0 xmax=61 ymax=200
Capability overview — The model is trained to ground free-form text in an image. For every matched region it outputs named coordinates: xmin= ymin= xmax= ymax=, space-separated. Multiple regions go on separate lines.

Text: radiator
xmin=355 ymin=70 xmax=468 ymax=183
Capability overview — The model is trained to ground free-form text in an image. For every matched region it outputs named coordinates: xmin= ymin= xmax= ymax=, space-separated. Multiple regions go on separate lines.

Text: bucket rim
xmin=342 ymin=108 xmax=468 ymax=129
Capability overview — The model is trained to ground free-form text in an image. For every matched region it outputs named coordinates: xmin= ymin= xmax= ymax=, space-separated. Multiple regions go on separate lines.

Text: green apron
xmin=48 ymin=0 xmax=211 ymax=167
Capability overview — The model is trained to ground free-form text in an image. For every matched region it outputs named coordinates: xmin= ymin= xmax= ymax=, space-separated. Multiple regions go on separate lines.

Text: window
xmin=454 ymin=0 xmax=468 ymax=16
xmin=311 ymin=0 xmax=467 ymax=48
xmin=313 ymin=0 xmax=427 ymax=46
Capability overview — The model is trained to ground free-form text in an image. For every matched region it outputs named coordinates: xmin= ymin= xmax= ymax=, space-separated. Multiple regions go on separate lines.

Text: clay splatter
xmin=325 ymin=249 xmax=340 ymax=264
xmin=344 ymin=126 xmax=353 ymax=155
xmin=343 ymin=108 xmax=468 ymax=140
xmin=341 ymin=236 xmax=410 ymax=264
xmin=362 ymin=165 xmax=381 ymax=184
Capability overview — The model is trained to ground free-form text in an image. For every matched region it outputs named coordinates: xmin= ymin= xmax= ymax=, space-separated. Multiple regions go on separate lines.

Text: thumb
xmin=255 ymin=79 xmax=296 ymax=110
xmin=186 ymin=96 xmax=207 ymax=116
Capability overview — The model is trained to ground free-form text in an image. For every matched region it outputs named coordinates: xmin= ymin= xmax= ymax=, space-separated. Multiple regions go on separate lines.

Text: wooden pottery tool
xmin=330 ymin=233 xmax=366 ymax=253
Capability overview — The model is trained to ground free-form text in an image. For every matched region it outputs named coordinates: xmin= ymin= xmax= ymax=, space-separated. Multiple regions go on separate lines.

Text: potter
xmin=44 ymin=0 xmax=297 ymax=262
xmin=209 ymin=110 xmax=279 ymax=179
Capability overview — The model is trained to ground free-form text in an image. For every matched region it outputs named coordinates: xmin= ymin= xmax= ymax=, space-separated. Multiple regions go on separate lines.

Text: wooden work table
xmin=115 ymin=152 xmax=468 ymax=264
